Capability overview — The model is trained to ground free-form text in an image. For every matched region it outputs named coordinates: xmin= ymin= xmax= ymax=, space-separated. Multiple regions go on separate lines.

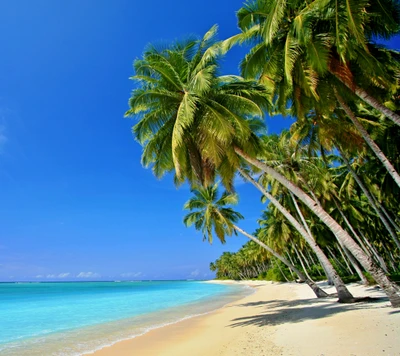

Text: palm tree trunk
xmin=358 ymin=229 xmax=389 ymax=274
xmin=335 ymin=75 xmax=400 ymax=127
xmin=299 ymin=247 xmax=313 ymax=271
xmin=234 ymin=147 xmax=400 ymax=307
xmin=238 ymin=168 xmax=354 ymax=302
xmin=327 ymin=246 xmax=350 ymax=274
xmin=306 ymin=249 xmax=324 ymax=276
xmin=384 ymin=248 xmax=399 ymax=273
xmin=342 ymin=245 xmax=369 ymax=285
xmin=335 ymin=91 xmax=400 ymax=189
xmin=336 ymin=242 xmax=354 ymax=274
xmin=274 ymin=259 xmax=290 ymax=282
xmin=306 ymin=249 xmax=319 ymax=268
xmin=289 ymin=191 xmax=333 ymax=284
xmin=232 ymin=224 xmax=329 ymax=298
xmin=338 ymin=148 xmax=400 ymax=249
xmin=380 ymin=205 xmax=400 ymax=232
xmin=333 ymin=198 xmax=371 ymax=256
xmin=293 ymin=244 xmax=314 ymax=281
xmin=285 ymin=252 xmax=296 ymax=279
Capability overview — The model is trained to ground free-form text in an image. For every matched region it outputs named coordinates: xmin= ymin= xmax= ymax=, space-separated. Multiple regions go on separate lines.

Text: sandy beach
xmin=92 ymin=281 xmax=400 ymax=356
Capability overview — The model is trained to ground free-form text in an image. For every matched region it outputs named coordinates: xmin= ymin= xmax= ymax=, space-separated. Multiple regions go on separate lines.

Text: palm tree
xmin=224 ymin=0 xmax=400 ymax=127
xmin=334 ymin=90 xmax=400 ymax=188
xmin=126 ymin=25 xmax=270 ymax=190
xmin=290 ymin=111 xmax=400 ymax=249
xmin=183 ymin=184 xmax=329 ymax=298
xmin=238 ymin=167 xmax=355 ymax=302
xmin=127 ymin=28 xmax=400 ymax=306
xmin=223 ymin=1 xmax=400 ymax=187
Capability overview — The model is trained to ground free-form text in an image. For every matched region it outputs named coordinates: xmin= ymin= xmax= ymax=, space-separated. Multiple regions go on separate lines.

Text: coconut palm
xmin=238 ymin=166 xmax=355 ymax=301
xmin=126 ymin=25 xmax=270 ymax=190
xmin=225 ymin=0 xmax=400 ymax=126
xmin=223 ymin=0 xmax=400 ymax=187
xmin=290 ymin=111 xmax=400 ymax=249
xmin=183 ymin=183 xmax=329 ymax=298
xmin=334 ymin=90 xmax=400 ymax=188
xmin=127 ymin=28 xmax=400 ymax=306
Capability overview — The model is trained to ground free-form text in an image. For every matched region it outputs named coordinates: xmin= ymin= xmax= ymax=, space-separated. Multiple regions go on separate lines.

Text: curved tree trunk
xmin=299 ymin=245 xmax=313 ymax=271
xmin=274 ymin=259 xmax=290 ymax=282
xmin=380 ymin=205 xmax=400 ymax=232
xmin=335 ymin=91 xmax=400 ymax=189
xmin=293 ymin=244 xmax=314 ymax=281
xmin=239 ymin=169 xmax=354 ymax=302
xmin=336 ymin=243 xmax=354 ymax=274
xmin=342 ymin=245 xmax=369 ymax=285
xmin=289 ymin=191 xmax=333 ymax=284
xmin=334 ymin=75 xmax=400 ymax=127
xmin=232 ymin=224 xmax=329 ymax=298
xmin=338 ymin=148 xmax=400 ymax=250
xmin=285 ymin=251 xmax=296 ymax=279
xmin=332 ymin=199 xmax=369 ymax=285
xmin=334 ymin=198 xmax=370 ymax=257
xmin=234 ymin=147 xmax=400 ymax=307
xmin=358 ymin=229 xmax=389 ymax=274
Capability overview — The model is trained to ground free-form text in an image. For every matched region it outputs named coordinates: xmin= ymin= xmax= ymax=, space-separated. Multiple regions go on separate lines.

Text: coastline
xmin=92 ymin=280 xmax=400 ymax=356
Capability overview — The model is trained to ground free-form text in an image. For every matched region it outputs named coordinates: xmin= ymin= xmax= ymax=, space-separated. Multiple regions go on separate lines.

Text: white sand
xmin=92 ymin=281 xmax=400 ymax=356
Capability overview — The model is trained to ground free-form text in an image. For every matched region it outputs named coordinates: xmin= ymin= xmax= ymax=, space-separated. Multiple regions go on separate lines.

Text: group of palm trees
xmin=126 ymin=0 xmax=400 ymax=307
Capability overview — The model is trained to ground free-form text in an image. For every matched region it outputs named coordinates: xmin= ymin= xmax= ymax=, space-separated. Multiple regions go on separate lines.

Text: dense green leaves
xmin=126 ymin=27 xmax=271 ymax=187
xmin=183 ymin=184 xmax=243 ymax=244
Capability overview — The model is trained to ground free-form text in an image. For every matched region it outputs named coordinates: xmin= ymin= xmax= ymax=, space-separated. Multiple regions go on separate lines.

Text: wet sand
xmin=92 ymin=281 xmax=400 ymax=356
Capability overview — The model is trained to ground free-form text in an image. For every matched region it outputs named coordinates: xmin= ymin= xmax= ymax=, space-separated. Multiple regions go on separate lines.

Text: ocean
xmin=0 ymin=281 xmax=251 ymax=355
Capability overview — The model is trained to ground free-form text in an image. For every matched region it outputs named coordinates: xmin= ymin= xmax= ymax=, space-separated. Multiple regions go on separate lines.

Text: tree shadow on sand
xmin=229 ymin=297 xmax=389 ymax=328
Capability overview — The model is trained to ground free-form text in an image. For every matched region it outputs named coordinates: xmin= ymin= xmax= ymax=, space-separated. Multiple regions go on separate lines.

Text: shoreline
xmin=0 ymin=281 xmax=250 ymax=356
xmin=92 ymin=280 xmax=400 ymax=356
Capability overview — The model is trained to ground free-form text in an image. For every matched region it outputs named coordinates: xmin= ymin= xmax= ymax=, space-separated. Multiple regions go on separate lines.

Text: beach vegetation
xmin=127 ymin=0 xmax=400 ymax=306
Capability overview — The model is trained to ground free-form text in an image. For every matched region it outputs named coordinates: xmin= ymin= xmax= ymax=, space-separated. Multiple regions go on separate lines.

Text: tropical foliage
xmin=126 ymin=1 xmax=400 ymax=307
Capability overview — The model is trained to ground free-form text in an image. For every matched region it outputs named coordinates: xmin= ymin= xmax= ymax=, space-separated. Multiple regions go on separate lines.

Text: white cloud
xmin=190 ymin=269 xmax=200 ymax=277
xmin=0 ymin=111 xmax=8 ymax=154
xmin=46 ymin=274 xmax=56 ymax=278
xmin=120 ymin=272 xmax=142 ymax=278
xmin=0 ymin=125 xmax=7 ymax=153
xmin=35 ymin=275 xmax=43 ymax=278
xmin=58 ymin=273 xmax=70 ymax=278
xmin=77 ymin=272 xmax=101 ymax=278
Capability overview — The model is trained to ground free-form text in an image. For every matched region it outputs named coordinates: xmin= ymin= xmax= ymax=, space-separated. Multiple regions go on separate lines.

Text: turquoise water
xmin=0 ymin=281 xmax=250 ymax=355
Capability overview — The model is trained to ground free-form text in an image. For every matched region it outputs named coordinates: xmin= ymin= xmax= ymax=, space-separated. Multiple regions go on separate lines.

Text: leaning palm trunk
xmin=234 ymin=147 xmax=400 ymax=307
xmin=274 ymin=259 xmax=290 ymax=282
xmin=334 ymin=74 xmax=400 ymax=127
xmin=239 ymin=169 xmax=354 ymax=302
xmin=289 ymin=191 xmax=333 ymax=285
xmin=358 ymin=230 xmax=390 ymax=274
xmin=339 ymin=149 xmax=400 ymax=250
xmin=293 ymin=244 xmax=314 ymax=281
xmin=299 ymin=246 xmax=313 ymax=271
xmin=327 ymin=246 xmax=351 ymax=274
xmin=380 ymin=205 xmax=400 ymax=232
xmin=334 ymin=199 xmax=371 ymax=257
xmin=336 ymin=243 xmax=354 ymax=274
xmin=335 ymin=91 xmax=400 ymax=189
xmin=342 ymin=245 xmax=369 ymax=285
xmin=285 ymin=252 xmax=296 ymax=279
xmin=232 ymin=224 xmax=329 ymax=298
xmin=381 ymin=205 xmax=400 ymax=232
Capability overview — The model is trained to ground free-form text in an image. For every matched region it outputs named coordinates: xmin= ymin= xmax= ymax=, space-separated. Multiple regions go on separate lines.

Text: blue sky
xmin=0 ymin=1 xmax=398 ymax=282
xmin=0 ymin=0 xmax=294 ymax=282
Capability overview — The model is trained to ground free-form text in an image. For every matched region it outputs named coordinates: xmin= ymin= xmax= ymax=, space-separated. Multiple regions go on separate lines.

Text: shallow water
xmin=0 ymin=281 xmax=251 ymax=355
